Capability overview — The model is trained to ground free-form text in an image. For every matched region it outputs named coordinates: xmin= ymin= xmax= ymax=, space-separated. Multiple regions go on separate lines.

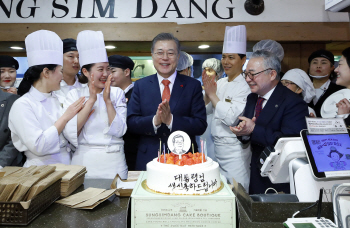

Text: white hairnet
xmin=253 ymin=40 xmax=284 ymax=62
xmin=202 ymin=58 xmax=224 ymax=78
xmin=176 ymin=51 xmax=193 ymax=71
xmin=282 ymin=68 xmax=315 ymax=103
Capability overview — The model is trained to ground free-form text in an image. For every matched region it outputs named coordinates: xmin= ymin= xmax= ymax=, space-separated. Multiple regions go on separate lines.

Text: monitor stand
xmin=289 ymin=158 xmax=348 ymax=202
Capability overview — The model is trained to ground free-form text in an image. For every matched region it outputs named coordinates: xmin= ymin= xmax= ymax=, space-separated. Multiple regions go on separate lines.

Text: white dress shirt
xmin=63 ymin=86 xmax=127 ymax=148
xmin=8 ymin=86 xmax=70 ymax=166
xmin=261 ymin=85 xmax=277 ymax=109
xmin=124 ymin=83 xmax=134 ymax=94
xmin=152 ymin=71 xmax=177 ymax=132
xmin=313 ymin=79 xmax=330 ymax=105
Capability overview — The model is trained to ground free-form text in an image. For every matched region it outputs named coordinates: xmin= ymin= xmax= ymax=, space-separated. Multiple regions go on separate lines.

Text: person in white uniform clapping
xmin=203 ymin=25 xmax=251 ymax=191
xmin=8 ymin=30 xmax=85 ymax=167
xmin=63 ymin=30 xmax=128 ymax=179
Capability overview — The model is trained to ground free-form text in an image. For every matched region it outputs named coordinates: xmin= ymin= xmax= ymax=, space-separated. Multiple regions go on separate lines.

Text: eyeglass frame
xmin=281 ymin=80 xmax=296 ymax=87
xmin=241 ymin=68 xmax=274 ymax=80
xmin=152 ymin=51 xmax=178 ymax=59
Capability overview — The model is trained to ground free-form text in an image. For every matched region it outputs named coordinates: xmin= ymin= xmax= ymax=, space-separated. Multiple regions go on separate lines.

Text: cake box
xmin=131 ymin=171 xmax=236 ymax=228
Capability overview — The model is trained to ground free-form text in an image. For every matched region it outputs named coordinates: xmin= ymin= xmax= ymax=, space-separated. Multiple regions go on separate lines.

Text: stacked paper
xmin=49 ymin=164 xmax=87 ymax=197
xmin=0 ymin=166 xmax=66 ymax=202
xmin=110 ymin=171 xmax=140 ymax=197
xmin=56 ymin=187 xmax=116 ymax=209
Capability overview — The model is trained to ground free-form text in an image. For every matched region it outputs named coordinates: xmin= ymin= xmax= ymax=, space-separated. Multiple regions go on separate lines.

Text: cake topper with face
xmin=167 ymin=131 xmax=191 ymax=155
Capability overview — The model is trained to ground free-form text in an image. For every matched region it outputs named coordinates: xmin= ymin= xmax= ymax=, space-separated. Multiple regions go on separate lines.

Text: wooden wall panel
xmin=0 ymin=22 xmax=349 ymax=42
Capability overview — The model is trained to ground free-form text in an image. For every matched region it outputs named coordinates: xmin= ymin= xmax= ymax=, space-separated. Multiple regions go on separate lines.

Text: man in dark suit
xmin=127 ymin=33 xmax=207 ymax=170
xmin=231 ymin=50 xmax=308 ymax=194
xmin=0 ymin=90 xmax=23 ymax=169
xmin=108 ymin=55 xmax=139 ymax=170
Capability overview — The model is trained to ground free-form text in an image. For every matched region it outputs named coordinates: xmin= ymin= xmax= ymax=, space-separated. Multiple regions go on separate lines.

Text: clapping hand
xmin=336 ymin=98 xmax=350 ymax=115
xmin=103 ymin=74 xmax=112 ymax=103
xmin=202 ymin=70 xmax=217 ymax=97
xmin=230 ymin=116 xmax=256 ymax=136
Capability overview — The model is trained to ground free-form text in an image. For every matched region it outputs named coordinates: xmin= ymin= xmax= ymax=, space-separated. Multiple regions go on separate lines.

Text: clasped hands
xmin=154 ymin=99 xmax=172 ymax=126
xmin=230 ymin=116 xmax=256 ymax=136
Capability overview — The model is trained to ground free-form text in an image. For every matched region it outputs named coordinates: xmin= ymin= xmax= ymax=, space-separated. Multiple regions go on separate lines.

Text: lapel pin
xmin=180 ymin=85 xmax=183 ymax=88
xmin=275 ymin=104 xmax=278 ymax=108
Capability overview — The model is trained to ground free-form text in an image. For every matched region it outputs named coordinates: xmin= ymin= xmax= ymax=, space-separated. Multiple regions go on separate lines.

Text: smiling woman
xmin=0 ymin=55 xmax=19 ymax=94
xmin=63 ymin=30 xmax=128 ymax=180
xmin=333 ymin=47 xmax=350 ymax=124
xmin=8 ymin=30 xmax=85 ymax=167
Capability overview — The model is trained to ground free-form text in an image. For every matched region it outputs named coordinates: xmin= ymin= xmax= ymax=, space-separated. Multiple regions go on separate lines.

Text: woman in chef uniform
xmin=281 ymin=68 xmax=316 ymax=117
xmin=8 ymin=30 xmax=85 ymax=167
xmin=63 ymin=30 xmax=128 ymax=179
xmin=203 ymin=25 xmax=251 ymax=191
xmin=333 ymin=47 xmax=350 ymax=125
xmin=307 ymin=49 xmax=344 ymax=117
xmin=0 ymin=55 xmax=19 ymax=94
xmin=200 ymin=58 xmax=223 ymax=162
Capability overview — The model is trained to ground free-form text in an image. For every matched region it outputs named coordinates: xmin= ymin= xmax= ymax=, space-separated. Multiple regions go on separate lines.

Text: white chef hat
xmin=177 ymin=51 xmax=194 ymax=71
xmin=25 ymin=30 xmax=63 ymax=68
xmin=77 ymin=30 xmax=108 ymax=67
xmin=222 ymin=25 xmax=246 ymax=54
xmin=282 ymin=68 xmax=316 ymax=103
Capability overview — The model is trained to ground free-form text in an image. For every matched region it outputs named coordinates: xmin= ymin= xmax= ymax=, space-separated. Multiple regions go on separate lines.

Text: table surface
xmin=2 ymin=179 xmax=130 ymax=228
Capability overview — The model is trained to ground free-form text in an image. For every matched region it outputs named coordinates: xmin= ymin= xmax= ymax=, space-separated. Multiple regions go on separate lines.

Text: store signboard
xmin=0 ymin=0 xmax=348 ymax=23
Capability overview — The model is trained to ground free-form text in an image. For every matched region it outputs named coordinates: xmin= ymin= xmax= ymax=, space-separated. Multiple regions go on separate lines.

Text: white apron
xmin=24 ymin=147 xmax=71 ymax=167
xmin=213 ymin=137 xmax=251 ymax=191
xmin=72 ymin=144 xmax=128 ymax=179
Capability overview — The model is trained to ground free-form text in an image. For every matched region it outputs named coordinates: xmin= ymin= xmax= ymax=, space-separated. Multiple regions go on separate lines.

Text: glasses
xmin=153 ymin=51 xmax=177 ymax=59
xmin=281 ymin=80 xmax=296 ymax=87
xmin=242 ymin=68 xmax=273 ymax=80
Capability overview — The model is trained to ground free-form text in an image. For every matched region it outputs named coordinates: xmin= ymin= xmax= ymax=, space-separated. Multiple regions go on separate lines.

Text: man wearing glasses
xmin=230 ymin=50 xmax=308 ymax=194
xmin=127 ymin=33 xmax=207 ymax=170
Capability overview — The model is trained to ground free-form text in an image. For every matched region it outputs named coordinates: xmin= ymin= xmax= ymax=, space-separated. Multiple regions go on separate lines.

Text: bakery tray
xmin=0 ymin=179 xmax=61 ymax=226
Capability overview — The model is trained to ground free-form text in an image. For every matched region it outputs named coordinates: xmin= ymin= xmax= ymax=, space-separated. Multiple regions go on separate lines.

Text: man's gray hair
xmin=151 ymin=33 xmax=181 ymax=55
xmin=251 ymin=50 xmax=281 ymax=80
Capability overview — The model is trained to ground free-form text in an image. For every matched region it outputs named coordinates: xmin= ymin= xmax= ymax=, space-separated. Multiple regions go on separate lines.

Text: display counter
xmin=1 ymin=179 xmax=129 ymax=228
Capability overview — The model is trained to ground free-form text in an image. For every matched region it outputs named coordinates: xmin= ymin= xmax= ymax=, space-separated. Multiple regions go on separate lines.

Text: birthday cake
xmin=146 ymin=153 xmax=221 ymax=195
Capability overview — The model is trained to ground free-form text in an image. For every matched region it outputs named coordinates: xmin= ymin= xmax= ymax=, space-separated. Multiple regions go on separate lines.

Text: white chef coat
xmin=205 ymin=75 xmax=251 ymax=191
xmin=8 ymin=86 xmax=71 ymax=167
xmin=63 ymin=86 xmax=128 ymax=179
xmin=55 ymin=76 xmax=87 ymax=104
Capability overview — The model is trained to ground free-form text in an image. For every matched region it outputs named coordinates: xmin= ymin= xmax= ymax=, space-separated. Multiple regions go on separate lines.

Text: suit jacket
xmin=123 ymin=87 xmax=140 ymax=171
xmin=309 ymin=82 xmax=344 ymax=117
xmin=239 ymin=82 xmax=309 ymax=194
xmin=0 ymin=90 xmax=23 ymax=167
xmin=127 ymin=73 xmax=207 ymax=170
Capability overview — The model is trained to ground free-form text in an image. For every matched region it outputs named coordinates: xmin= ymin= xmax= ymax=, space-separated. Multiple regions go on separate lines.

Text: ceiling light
xmin=10 ymin=46 xmax=24 ymax=50
xmin=105 ymin=45 xmax=116 ymax=49
xmin=198 ymin=45 xmax=210 ymax=49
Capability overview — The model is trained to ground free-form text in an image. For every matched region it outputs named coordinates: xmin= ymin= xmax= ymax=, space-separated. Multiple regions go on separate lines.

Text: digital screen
xmin=306 ymin=134 xmax=350 ymax=172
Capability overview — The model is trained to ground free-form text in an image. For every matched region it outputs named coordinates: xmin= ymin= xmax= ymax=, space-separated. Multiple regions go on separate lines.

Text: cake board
xmin=131 ymin=171 xmax=236 ymax=228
